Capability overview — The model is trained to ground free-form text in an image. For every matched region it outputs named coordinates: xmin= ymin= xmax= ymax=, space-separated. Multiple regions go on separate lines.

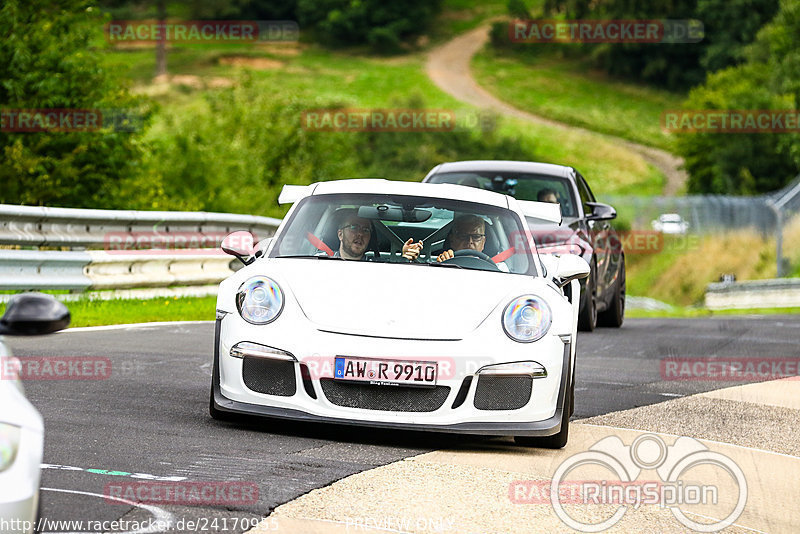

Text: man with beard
xmin=435 ymin=214 xmax=509 ymax=272
xmin=336 ymin=211 xmax=421 ymax=261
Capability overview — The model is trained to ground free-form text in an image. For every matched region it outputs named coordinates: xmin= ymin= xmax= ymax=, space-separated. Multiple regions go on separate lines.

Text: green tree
xmin=0 ymin=0 xmax=150 ymax=208
xmin=679 ymin=64 xmax=796 ymax=194
xmin=296 ymin=0 xmax=443 ymax=53
xmin=542 ymin=0 xmax=779 ymax=90
xmin=679 ymin=0 xmax=800 ymax=194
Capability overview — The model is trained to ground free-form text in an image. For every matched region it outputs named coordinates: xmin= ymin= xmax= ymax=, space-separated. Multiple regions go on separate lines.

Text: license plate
xmin=334 ymin=356 xmax=437 ymax=387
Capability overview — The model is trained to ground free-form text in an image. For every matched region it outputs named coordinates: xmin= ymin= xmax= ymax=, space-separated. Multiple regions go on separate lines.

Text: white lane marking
xmin=40 ymin=487 xmax=174 ymax=534
xmin=579 ymin=422 xmax=800 ymax=460
xmin=58 ymin=321 xmax=214 ymax=333
xmin=41 ymin=463 xmax=187 ymax=481
xmin=660 ymin=393 xmax=683 ymax=397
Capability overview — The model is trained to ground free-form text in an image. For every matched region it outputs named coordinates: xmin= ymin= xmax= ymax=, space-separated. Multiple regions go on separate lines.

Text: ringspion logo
xmin=520 ymin=433 xmax=747 ymax=532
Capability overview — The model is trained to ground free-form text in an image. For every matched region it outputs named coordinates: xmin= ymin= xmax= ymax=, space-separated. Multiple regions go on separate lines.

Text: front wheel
xmin=598 ymin=259 xmax=625 ymax=328
xmin=577 ymin=263 xmax=597 ymax=332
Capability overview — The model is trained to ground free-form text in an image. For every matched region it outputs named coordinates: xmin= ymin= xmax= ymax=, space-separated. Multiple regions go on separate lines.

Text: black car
xmin=423 ymin=160 xmax=625 ymax=331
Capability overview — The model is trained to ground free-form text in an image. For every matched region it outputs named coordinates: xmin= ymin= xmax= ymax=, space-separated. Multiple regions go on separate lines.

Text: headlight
xmin=0 ymin=423 xmax=20 ymax=473
xmin=237 ymin=276 xmax=284 ymax=325
xmin=502 ymin=296 xmax=552 ymax=343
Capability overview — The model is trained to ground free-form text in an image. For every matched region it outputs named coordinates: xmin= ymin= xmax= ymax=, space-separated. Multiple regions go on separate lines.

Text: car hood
xmin=270 ymin=259 xmax=535 ymax=340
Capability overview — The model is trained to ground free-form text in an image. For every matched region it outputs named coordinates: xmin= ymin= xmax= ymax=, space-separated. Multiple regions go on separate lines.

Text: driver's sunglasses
xmin=454 ymin=233 xmax=485 ymax=243
xmin=341 ymin=224 xmax=372 ymax=235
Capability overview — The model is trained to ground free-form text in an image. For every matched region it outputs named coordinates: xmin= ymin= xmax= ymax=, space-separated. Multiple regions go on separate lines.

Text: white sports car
xmin=1 ymin=293 xmax=70 ymax=534
xmin=211 ymin=180 xmax=589 ymax=447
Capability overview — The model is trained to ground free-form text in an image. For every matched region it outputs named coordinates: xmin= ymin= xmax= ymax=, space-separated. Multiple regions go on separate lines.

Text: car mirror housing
xmin=553 ymin=254 xmax=590 ymax=288
xmin=585 ymin=202 xmax=617 ymax=221
xmin=222 ymin=231 xmax=256 ymax=265
xmin=0 ymin=293 xmax=70 ymax=336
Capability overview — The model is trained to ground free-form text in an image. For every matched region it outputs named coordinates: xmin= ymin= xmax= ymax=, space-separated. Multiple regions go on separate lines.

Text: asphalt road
xmin=6 ymin=315 xmax=799 ymax=533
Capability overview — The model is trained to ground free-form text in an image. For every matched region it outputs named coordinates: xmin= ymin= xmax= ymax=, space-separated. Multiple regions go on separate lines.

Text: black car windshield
xmin=427 ymin=171 xmax=578 ymax=218
xmin=270 ymin=193 xmax=538 ymax=275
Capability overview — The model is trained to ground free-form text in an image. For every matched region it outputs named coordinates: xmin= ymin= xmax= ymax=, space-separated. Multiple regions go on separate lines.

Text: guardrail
xmin=705 ymin=278 xmax=800 ymax=310
xmin=0 ymin=204 xmax=282 ymax=294
xmin=0 ymin=203 xmax=281 ymax=248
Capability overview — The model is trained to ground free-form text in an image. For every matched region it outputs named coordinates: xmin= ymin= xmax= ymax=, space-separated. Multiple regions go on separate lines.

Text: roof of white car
xmin=309 ymin=179 xmax=512 ymax=208
xmin=428 ymin=160 xmax=575 ymax=178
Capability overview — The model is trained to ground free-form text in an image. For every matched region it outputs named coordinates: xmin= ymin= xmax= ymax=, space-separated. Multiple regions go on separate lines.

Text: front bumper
xmin=212 ymin=318 xmax=572 ymax=437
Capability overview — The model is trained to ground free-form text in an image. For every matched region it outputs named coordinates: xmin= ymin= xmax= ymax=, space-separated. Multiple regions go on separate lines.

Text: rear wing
xmin=278 ymin=184 xmax=315 ymax=205
xmin=516 ymin=200 xmax=562 ymax=225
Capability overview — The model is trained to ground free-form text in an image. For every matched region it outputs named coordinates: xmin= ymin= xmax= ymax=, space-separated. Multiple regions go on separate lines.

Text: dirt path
xmin=426 ymin=26 xmax=687 ymax=195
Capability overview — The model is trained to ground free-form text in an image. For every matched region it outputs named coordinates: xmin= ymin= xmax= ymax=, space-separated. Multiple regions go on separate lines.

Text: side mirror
xmin=553 ymin=254 xmax=590 ymax=288
xmin=585 ymin=202 xmax=617 ymax=221
xmin=221 ymin=231 xmax=256 ymax=265
xmin=0 ymin=293 xmax=70 ymax=336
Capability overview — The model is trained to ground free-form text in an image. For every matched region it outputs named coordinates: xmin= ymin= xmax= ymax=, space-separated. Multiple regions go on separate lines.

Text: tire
xmin=598 ymin=258 xmax=625 ymax=328
xmin=514 ymin=388 xmax=571 ymax=449
xmin=577 ymin=262 xmax=597 ymax=332
xmin=570 ymin=361 xmax=575 ymax=417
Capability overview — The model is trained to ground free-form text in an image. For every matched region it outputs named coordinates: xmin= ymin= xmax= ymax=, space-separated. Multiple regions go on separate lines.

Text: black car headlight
xmin=236 ymin=276 xmax=284 ymax=325
xmin=502 ymin=295 xmax=552 ymax=343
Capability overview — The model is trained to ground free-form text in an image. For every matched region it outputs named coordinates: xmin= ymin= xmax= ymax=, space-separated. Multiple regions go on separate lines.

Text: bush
xmin=677 ymin=0 xmax=800 ymax=194
xmin=539 ymin=0 xmax=779 ymax=91
xmin=139 ymin=85 xmax=536 ymax=217
xmin=677 ymin=64 xmax=797 ymax=195
xmin=296 ymin=0 xmax=442 ymax=53
xmin=0 ymin=0 xmax=150 ymax=208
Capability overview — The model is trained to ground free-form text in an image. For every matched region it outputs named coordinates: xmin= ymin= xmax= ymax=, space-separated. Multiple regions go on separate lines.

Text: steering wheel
xmin=452 ymin=249 xmax=494 ymax=262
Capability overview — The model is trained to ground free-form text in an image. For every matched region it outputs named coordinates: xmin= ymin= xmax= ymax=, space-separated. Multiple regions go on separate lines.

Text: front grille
xmin=242 ymin=357 xmax=296 ymax=396
xmin=473 ymin=375 xmax=532 ymax=410
xmin=320 ymin=379 xmax=450 ymax=412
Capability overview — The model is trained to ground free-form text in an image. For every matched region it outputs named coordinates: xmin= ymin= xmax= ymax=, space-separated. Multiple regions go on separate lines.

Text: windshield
xmin=270 ymin=193 xmax=538 ymax=275
xmin=427 ymin=171 xmax=578 ymax=218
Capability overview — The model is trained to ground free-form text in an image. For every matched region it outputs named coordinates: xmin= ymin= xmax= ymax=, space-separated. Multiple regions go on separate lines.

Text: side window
xmin=576 ymin=174 xmax=595 ymax=216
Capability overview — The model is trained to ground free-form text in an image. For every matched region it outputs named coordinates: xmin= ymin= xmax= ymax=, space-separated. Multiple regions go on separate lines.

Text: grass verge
xmin=626 ymin=306 xmax=800 ymax=319
xmin=103 ymin=37 xmax=665 ymax=197
xmin=471 ymin=49 xmax=684 ymax=152
xmin=0 ymin=296 xmax=216 ymax=328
